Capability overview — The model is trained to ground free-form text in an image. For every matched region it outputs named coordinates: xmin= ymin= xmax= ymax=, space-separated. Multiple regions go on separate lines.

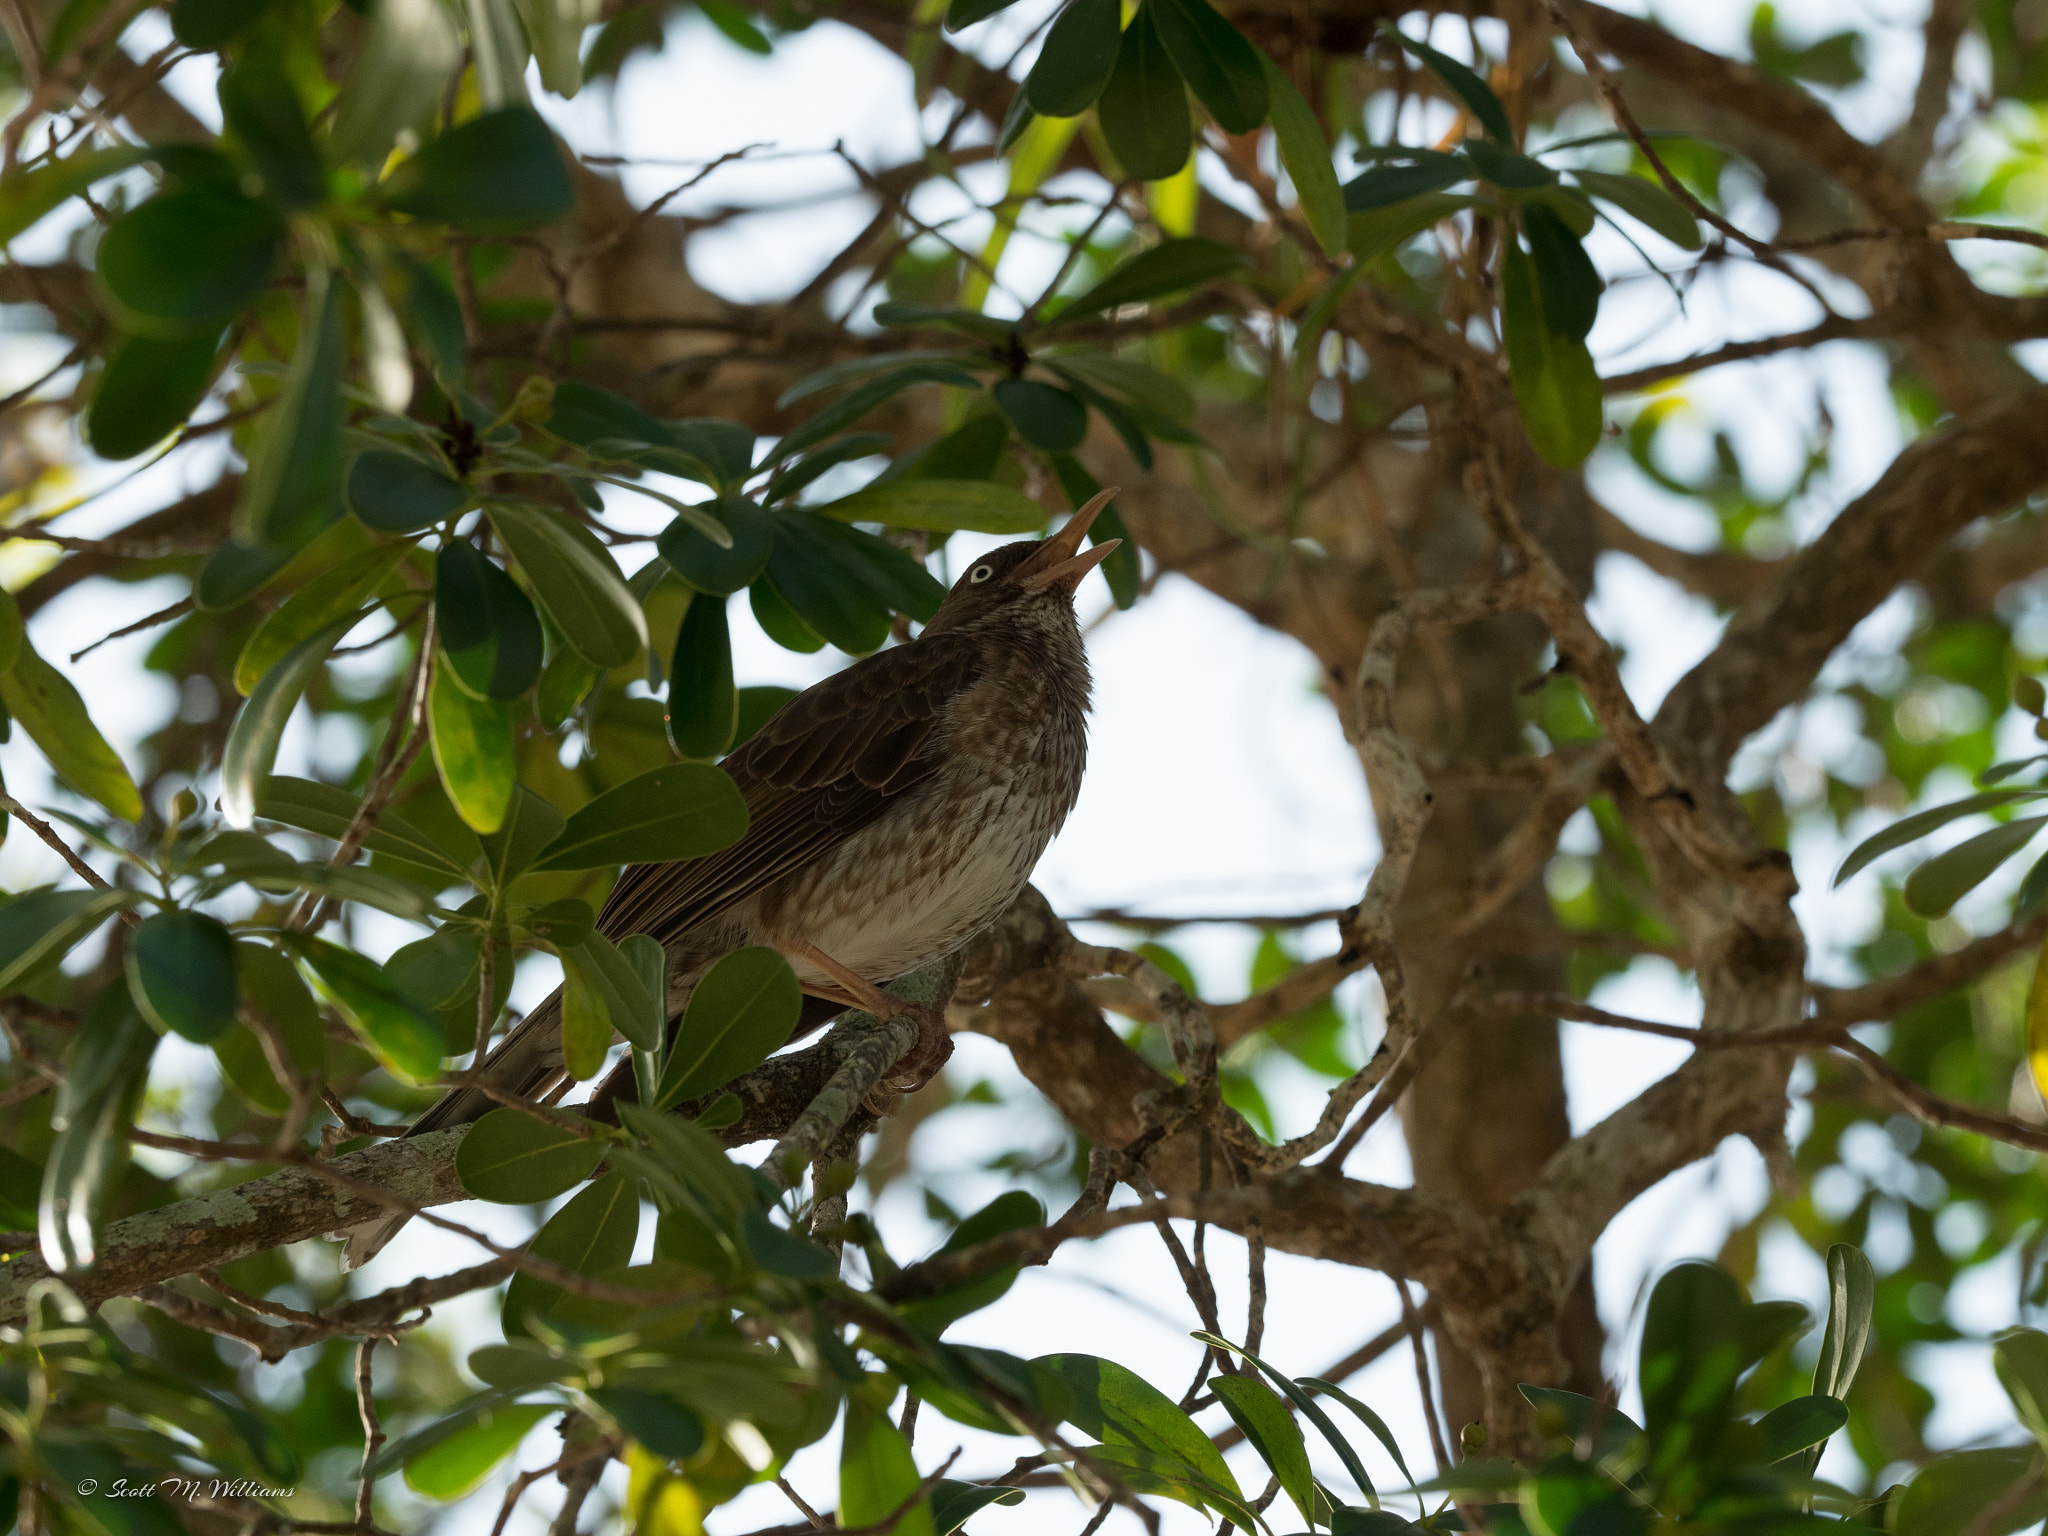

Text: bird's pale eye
xmin=969 ymin=564 xmax=994 ymax=584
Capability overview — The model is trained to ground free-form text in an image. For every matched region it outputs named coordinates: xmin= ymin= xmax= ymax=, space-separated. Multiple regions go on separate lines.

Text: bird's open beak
xmin=1019 ymin=488 xmax=1123 ymax=593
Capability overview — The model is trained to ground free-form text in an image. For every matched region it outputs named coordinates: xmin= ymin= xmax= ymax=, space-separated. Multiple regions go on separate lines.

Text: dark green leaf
xmin=1518 ymin=1385 xmax=1643 ymax=1469
xmin=736 ymin=685 xmax=797 ymax=746
xmin=219 ymin=61 xmax=324 ymax=211
xmin=88 ymin=327 xmax=224 ymax=460
xmin=1571 ymin=168 xmax=1703 ymax=250
xmin=403 ymin=1403 xmax=554 ymax=1500
xmin=1047 ymin=455 xmax=1139 ymax=608
xmin=778 ymin=350 xmax=985 ymax=409
xmin=397 ymin=253 xmax=467 ymax=384
xmin=1193 ymin=1331 xmax=1378 ymax=1503
xmin=220 ymin=614 xmax=361 ymax=828
xmin=930 ymin=1482 xmax=1025 ymax=1535
xmin=196 ymin=538 xmax=299 ymax=613
xmin=0 ymin=144 xmax=150 ymax=246
xmin=488 ymin=501 xmax=647 ymax=667
xmin=1836 ymin=790 xmax=2048 ymax=884
xmin=651 ymin=946 xmax=800 ymax=1109
xmin=766 ymin=508 xmax=945 ymax=652
xmin=589 ymin=1387 xmax=705 ymax=1458
xmin=1 ymin=638 xmax=144 ymax=821
xmin=1025 ymin=0 xmax=1121 ymax=117
xmin=699 ymin=0 xmax=771 ymax=51
xmin=0 ymin=888 xmax=131 ymax=994
xmin=751 ymin=578 xmax=827 ymax=653
xmin=480 ymin=785 xmax=568 ymax=889
xmin=563 ymin=928 xmax=663 ymax=1051
xmin=1056 ymin=236 xmax=1244 ymax=322
xmin=1097 ymin=3 xmax=1190 ymax=182
xmin=348 ymin=448 xmax=468 ymax=533
xmin=665 ymin=417 xmax=760 ymax=490
xmin=1754 ymin=1394 xmax=1847 ymax=1464
xmin=379 ymin=108 xmax=574 ymax=232
xmin=254 ymin=775 xmax=476 ymax=877
xmin=437 ymin=544 xmax=545 ymax=700
xmin=386 ymin=926 xmax=486 ymax=1018
xmin=657 ymin=495 xmax=772 ymax=596
xmin=428 ymin=656 xmax=516 ymax=833
xmin=1997 ymin=1329 xmax=2048 ymax=1451
xmin=770 ymin=361 xmax=982 ymax=465
xmin=992 ymin=378 xmax=1088 ymax=451
xmin=943 ymin=0 xmax=1018 ymax=29
xmin=1037 ymin=1354 xmax=1245 ymax=1502
xmin=97 ymin=185 xmax=282 ymax=333
xmin=1905 ymin=817 xmax=2047 ymax=916
xmin=234 ymin=268 xmax=347 ymax=549
xmin=1500 ymin=239 xmax=1602 ymax=467
xmin=869 ymin=302 xmax=1018 ymax=347
xmin=0 ymin=1145 xmax=41 ymax=1227
xmin=763 ymin=433 xmax=896 ymax=504
xmin=1263 ymin=57 xmax=1345 ymax=256
xmin=1463 ymin=137 xmax=1556 ymax=188
xmin=1523 ymin=205 xmax=1601 ymax=342
xmin=1341 ymin=152 xmax=1470 ymax=211
xmin=900 ymin=1191 xmax=1047 ymax=1335
xmin=126 ymin=911 xmax=237 ymax=1043
xmin=468 ymin=1342 xmax=574 ymax=1389
xmin=1380 ymin=22 xmax=1513 ymax=143
xmin=667 ymin=590 xmax=737 ymax=759
xmin=456 ymin=1106 xmax=606 ymax=1202
xmin=1638 ymin=1261 xmax=1744 ymax=1472
xmin=903 ymin=414 xmax=1011 ymax=482
xmin=287 ymin=933 xmax=444 ymax=1082
xmin=503 ymin=1169 xmax=642 ymax=1338
xmin=1149 ymin=0 xmax=1266 ymax=134
xmin=743 ymin=1206 xmax=837 ymax=1277
xmin=534 ymin=762 xmax=749 ymax=871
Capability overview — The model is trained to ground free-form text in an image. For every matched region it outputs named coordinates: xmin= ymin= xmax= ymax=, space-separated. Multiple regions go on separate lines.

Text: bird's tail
xmin=338 ymin=987 xmax=567 ymax=1271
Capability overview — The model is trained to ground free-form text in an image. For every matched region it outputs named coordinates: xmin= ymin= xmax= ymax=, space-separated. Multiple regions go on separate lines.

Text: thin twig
xmin=354 ymin=1339 xmax=384 ymax=1529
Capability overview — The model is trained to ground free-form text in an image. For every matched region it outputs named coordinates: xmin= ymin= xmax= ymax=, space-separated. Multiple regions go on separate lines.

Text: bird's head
xmin=921 ymin=489 xmax=1122 ymax=635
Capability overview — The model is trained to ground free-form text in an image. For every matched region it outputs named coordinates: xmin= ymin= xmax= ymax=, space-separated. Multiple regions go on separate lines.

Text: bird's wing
xmin=596 ymin=633 xmax=983 ymax=947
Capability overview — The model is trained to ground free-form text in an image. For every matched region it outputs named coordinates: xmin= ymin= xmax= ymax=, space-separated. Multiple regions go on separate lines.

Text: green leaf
xmin=41 ymin=990 xmax=155 ymax=1272
xmin=220 ymin=614 xmax=358 ymax=828
xmin=930 ymin=1482 xmax=1026 ymax=1535
xmin=1380 ymin=22 xmax=1513 ymax=143
xmin=1500 ymin=239 xmax=1602 ymax=468
xmin=1753 ymin=1394 xmax=1847 ymax=1464
xmin=219 ymin=60 xmax=325 ymax=211
xmin=1817 ymin=1243 xmax=1878 ymax=1406
xmin=869 ymin=303 xmax=1017 ymax=346
xmin=126 ymin=911 xmax=238 ymax=1043
xmin=437 ymin=544 xmax=545 ymax=700
xmin=737 ymin=685 xmax=797 ymax=746
xmin=1342 ymin=151 xmax=1470 ymax=210
xmin=378 ymin=108 xmax=574 ymax=231
xmin=480 ymin=785 xmax=567 ymax=889
xmin=469 ymin=1342 xmax=575 ymax=1389
xmin=503 ymin=1168 xmax=642 ymax=1338
xmin=667 ymin=590 xmax=736 ymax=759
xmin=97 ymin=185 xmax=283 ymax=334
xmin=1892 ymin=1447 xmax=2048 ymax=1536
xmin=0 ymin=586 xmax=21 ymax=672
xmin=769 ymin=361 xmax=982 ymax=466
xmin=488 ymin=501 xmax=648 ymax=668
xmin=1837 ymin=790 xmax=2048 ymax=885
xmin=0 ymin=1145 xmax=42 ymax=1227
xmin=563 ymin=929 xmax=663 ymax=1051
xmin=171 ymin=0 xmax=275 ymax=44
xmin=1904 ymin=817 xmax=2048 ymax=916
xmin=327 ymin=0 xmax=462 ymax=165
xmin=816 ymin=479 xmax=1046 ymax=534
xmin=650 ymin=946 xmax=800 ymax=1109
xmin=560 ymin=955 xmax=611 ymax=1080
xmin=466 ymin=0 xmax=532 ymax=110
xmin=1463 ymin=137 xmax=1555 ymax=189
xmin=751 ymin=578 xmax=826 ymax=653
xmin=1037 ymin=1354 xmax=1245 ymax=1503
xmin=1516 ymin=1385 xmax=1642 ymax=1470
xmin=762 ymin=433 xmax=896 ymax=505
xmin=992 ymin=379 xmax=1089 ymax=452
xmin=1997 ymin=1329 xmax=2048 ymax=1452
xmin=840 ymin=1392 xmax=936 ymax=1536
xmin=253 ymin=775 xmax=476 ymax=877
xmin=1025 ymin=0 xmax=1121 ymax=117
xmin=943 ymin=0 xmax=1019 ymax=29
xmin=1307 ymin=1378 xmax=1416 ymax=1488
xmin=287 ymin=933 xmax=444 ymax=1082
xmin=235 ymin=268 xmax=347 ymax=549
xmin=1523 ymin=205 xmax=1601 ymax=342
xmin=429 ymin=654 xmax=517 ymax=834
xmin=1149 ymin=0 xmax=1266 ymax=134
xmin=457 ymin=1108 xmax=607 ymax=1202
xmin=404 ymin=1403 xmax=554 ymax=1501
xmin=87 ymin=327 xmax=224 ymax=461
xmin=1262 ymin=57 xmax=1346 ymax=256
xmin=1348 ymin=191 xmax=1476 ymax=264
xmin=1638 ymin=1262 xmax=1744 ymax=1474
xmin=386 ymin=925 xmax=487 ymax=1015
xmin=900 ymin=1191 xmax=1047 ymax=1336
xmin=765 ymin=509 xmax=946 ymax=653
xmin=511 ymin=0 xmax=586 ymax=93
xmin=1193 ymin=1331 xmax=1378 ymax=1503
xmin=0 ymin=638 xmax=143 ymax=821
xmin=901 ymin=415 xmax=1011 ymax=482
xmin=743 ymin=1205 xmax=837 ymax=1277
xmin=348 ymin=448 xmax=469 ymax=533
xmin=658 ymin=496 xmax=772 ymax=597
xmin=588 ymin=1387 xmax=706 ymax=1458
xmin=1098 ymin=3 xmax=1190 ymax=182
xmin=1209 ymin=1374 xmax=1316 ymax=1527
xmin=699 ymin=0 xmax=770 ymax=51
xmin=1570 ymin=168 xmax=1702 ymax=250
xmin=0 ymin=888 xmax=132 ymax=993
xmin=1057 ymin=236 xmax=1245 ymax=322
xmin=235 ymin=540 xmax=410 ymax=695
xmin=1047 ymin=455 xmax=1139 ymax=608
xmin=0 ymin=144 xmax=150 ymax=245
xmin=534 ymin=762 xmax=749 ymax=871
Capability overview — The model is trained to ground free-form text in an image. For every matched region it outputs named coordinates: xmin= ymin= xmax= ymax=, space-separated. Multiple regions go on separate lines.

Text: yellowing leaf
xmin=626 ymin=1442 xmax=707 ymax=1536
xmin=2026 ymin=936 xmax=2048 ymax=1111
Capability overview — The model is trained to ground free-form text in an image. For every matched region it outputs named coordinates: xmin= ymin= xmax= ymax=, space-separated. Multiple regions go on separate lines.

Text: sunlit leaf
xmin=403 ymin=1403 xmax=555 ymax=1500
xmin=288 ymin=932 xmax=444 ymax=1082
xmin=235 ymin=541 xmax=410 ymax=695
xmin=429 ymin=654 xmax=517 ymax=834
xmin=220 ymin=613 xmax=360 ymax=828
xmin=0 ymin=638 xmax=144 ymax=822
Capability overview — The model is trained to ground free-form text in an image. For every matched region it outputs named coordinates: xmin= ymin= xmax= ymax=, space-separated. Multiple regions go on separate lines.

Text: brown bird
xmin=342 ymin=491 xmax=1120 ymax=1268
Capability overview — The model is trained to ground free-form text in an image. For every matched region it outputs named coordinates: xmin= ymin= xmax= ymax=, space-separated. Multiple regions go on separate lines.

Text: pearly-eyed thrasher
xmin=340 ymin=492 xmax=1120 ymax=1268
